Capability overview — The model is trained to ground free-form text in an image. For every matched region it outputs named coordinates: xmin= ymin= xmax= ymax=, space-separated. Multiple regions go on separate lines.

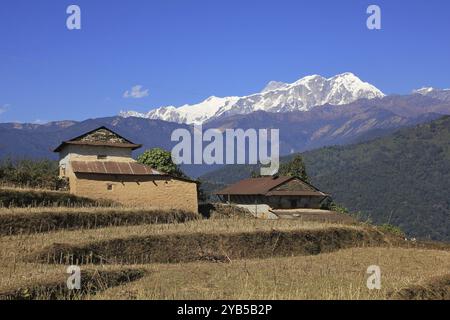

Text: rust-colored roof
xmin=53 ymin=126 xmax=142 ymax=152
xmin=266 ymin=190 xmax=326 ymax=196
xmin=215 ymin=176 xmax=326 ymax=197
xmin=216 ymin=176 xmax=291 ymax=195
xmin=71 ymin=161 xmax=164 ymax=176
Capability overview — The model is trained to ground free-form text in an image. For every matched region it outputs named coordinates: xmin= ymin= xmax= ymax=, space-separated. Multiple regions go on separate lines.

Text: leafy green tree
xmin=137 ymin=148 xmax=185 ymax=178
xmin=278 ymin=154 xmax=309 ymax=182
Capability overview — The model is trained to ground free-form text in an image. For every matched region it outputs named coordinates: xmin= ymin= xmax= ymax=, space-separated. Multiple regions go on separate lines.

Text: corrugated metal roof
xmin=216 ymin=176 xmax=326 ymax=197
xmin=71 ymin=161 xmax=164 ymax=176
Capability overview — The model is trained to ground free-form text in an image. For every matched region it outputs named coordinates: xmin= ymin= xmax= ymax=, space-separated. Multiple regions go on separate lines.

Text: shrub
xmin=198 ymin=203 xmax=254 ymax=219
xmin=378 ymin=224 xmax=405 ymax=237
xmin=0 ymin=158 xmax=65 ymax=190
xmin=330 ymin=202 xmax=350 ymax=214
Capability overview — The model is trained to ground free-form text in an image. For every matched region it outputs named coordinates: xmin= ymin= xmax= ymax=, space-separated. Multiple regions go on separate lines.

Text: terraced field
xmin=0 ymin=205 xmax=448 ymax=300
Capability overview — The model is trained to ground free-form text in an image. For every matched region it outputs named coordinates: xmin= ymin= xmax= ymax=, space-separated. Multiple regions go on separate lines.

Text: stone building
xmin=216 ymin=176 xmax=328 ymax=215
xmin=54 ymin=126 xmax=198 ymax=212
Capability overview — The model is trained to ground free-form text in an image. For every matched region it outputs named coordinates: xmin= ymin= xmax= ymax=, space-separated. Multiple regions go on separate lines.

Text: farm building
xmin=54 ymin=126 xmax=198 ymax=212
xmin=216 ymin=176 xmax=328 ymax=216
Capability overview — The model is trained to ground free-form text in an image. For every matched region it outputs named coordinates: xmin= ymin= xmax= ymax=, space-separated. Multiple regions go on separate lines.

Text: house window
xmin=106 ymin=183 xmax=114 ymax=191
xmin=97 ymin=155 xmax=107 ymax=160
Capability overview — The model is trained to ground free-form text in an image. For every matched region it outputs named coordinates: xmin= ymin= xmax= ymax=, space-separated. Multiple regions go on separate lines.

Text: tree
xmin=278 ymin=154 xmax=310 ymax=182
xmin=137 ymin=148 xmax=185 ymax=178
xmin=250 ymin=170 xmax=261 ymax=178
xmin=0 ymin=158 xmax=66 ymax=190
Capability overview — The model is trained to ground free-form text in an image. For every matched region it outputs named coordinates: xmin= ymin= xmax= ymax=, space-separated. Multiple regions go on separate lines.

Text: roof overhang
xmin=265 ymin=191 xmax=328 ymax=197
xmin=54 ymin=141 xmax=142 ymax=152
xmin=53 ymin=125 xmax=142 ymax=152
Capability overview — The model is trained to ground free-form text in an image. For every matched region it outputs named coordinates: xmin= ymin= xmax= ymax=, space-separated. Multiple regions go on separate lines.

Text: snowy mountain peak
xmin=120 ymin=72 xmax=385 ymax=124
xmin=332 ymin=71 xmax=358 ymax=78
xmin=261 ymin=81 xmax=289 ymax=93
xmin=413 ymin=86 xmax=450 ymax=102
xmin=413 ymin=87 xmax=436 ymax=95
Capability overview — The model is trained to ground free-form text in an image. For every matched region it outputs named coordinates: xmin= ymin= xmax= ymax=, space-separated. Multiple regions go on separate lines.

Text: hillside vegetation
xmin=200 ymin=116 xmax=450 ymax=242
xmin=304 ymin=116 xmax=450 ymax=241
xmin=0 ymin=207 xmax=448 ymax=300
xmin=0 ymin=159 xmax=65 ymax=190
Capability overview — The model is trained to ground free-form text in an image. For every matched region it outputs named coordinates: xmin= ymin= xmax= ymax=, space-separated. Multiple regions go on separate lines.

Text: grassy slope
xmin=0 ymin=187 xmax=112 ymax=208
xmin=0 ymin=207 xmax=448 ymax=300
xmin=200 ymin=116 xmax=450 ymax=242
xmin=94 ymin=247 xmax=450 ymax=300
xmin=0 ymin=207 xmax=198 ymax=235
xmin=0 ymin=218 xmax=362 ymax=292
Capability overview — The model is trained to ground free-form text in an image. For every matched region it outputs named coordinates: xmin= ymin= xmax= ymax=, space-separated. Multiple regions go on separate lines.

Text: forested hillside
xmin=200 ymin=116 xmax=450 ymax=241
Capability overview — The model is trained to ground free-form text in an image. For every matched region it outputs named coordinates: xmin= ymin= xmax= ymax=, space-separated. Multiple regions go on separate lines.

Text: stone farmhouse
xmin=54 ymin=126 xmax=198 ymax=212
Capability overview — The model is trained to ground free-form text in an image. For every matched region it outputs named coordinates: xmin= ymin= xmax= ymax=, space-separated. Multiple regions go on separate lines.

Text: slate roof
xmin=53 ymin=126 xmax=142 ymax=152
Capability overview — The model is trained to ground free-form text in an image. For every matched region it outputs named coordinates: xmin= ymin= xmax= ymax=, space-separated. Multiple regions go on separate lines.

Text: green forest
xmin=201 ymin=116 xmax=450 ymax=242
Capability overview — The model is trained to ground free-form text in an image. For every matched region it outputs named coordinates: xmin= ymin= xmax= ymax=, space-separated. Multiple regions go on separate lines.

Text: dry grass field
xmin=93 ymin=248 xmax=450 ymax=300
xmin=0 ymin=190 xmax=448 ymax=300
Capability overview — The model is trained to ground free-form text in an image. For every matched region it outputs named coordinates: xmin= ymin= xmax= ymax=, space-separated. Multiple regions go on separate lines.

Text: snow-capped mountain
xmin=413 ymin=87 xmax=450 ymax=102
xmin=120 ymin=72 xmax=385 ymax=124
xmin=124 ymin=96 xmax=240 ymax=125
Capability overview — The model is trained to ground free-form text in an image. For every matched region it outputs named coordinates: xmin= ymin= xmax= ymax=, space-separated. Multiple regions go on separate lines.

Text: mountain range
xmin=120 ymin=72 xmax=385 ymax=124
xmin=1 ymin=73 xmax=450 ymax=178
xmin=413 ymin=87 xmax=450 ymax=102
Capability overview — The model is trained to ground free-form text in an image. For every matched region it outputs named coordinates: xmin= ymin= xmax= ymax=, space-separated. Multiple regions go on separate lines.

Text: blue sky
xmin=0 ymin=0 xmax=449 ymax=123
